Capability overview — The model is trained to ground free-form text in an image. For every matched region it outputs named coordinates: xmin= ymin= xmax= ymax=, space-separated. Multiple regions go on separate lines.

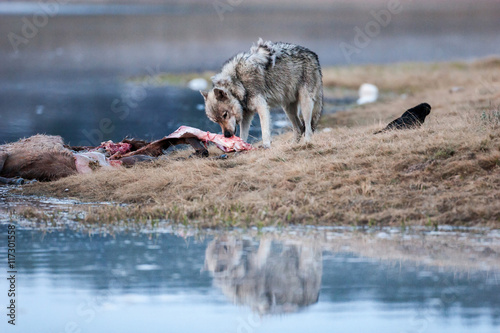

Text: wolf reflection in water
xmin=204 ymin=236 xmax=322 ymax=314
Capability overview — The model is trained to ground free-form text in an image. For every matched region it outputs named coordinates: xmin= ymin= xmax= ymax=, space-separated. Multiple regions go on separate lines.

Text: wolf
xmin=200 ymin=38 xmax=323 ymax=148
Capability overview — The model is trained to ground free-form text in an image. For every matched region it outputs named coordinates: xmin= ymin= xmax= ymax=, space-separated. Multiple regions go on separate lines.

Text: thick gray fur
xmin=201 ymin=38 xmax=323 ymax=147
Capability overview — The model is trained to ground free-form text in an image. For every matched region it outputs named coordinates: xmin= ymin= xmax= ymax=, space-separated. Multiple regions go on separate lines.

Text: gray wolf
xmin=375 ymin=103 xmax=431 ymax=134
xmin=200 ymin=38 xmax=323 ymax=147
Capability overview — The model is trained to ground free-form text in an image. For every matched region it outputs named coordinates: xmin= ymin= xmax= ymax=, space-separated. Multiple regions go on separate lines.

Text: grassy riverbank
xmin=18 ymin=58 xmax=500 ymax=228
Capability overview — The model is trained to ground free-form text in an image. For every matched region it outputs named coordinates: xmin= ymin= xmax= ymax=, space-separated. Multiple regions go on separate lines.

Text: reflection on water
xmin=205 ymin=236 xmax=322 ymax=314
xmin=0 ymin=223 xmax=499 ymax=333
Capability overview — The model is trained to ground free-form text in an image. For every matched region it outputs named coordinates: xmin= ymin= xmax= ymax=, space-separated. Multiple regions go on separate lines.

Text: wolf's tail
xmin=311 ymin=87 xmax=323 ymax=132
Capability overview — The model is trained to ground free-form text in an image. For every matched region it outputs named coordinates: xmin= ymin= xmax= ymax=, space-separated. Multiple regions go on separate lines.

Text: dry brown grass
xmin=18 ymin=58 xmax=500 ymax=227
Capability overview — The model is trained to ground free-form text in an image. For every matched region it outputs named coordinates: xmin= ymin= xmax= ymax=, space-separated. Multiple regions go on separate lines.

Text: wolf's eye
xmin=223 ymin=112 xmax=228 ymax=119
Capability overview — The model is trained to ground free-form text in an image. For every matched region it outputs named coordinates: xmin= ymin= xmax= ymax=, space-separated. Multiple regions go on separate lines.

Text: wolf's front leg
xmin=239 ymin=111 xmax=254 ymax=142
xmin=256 ymin=106 xmax=272 ymax=148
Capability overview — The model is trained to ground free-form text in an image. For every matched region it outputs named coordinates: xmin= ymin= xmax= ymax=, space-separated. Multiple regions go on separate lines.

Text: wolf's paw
xmin=287 ymin=142 xmax=314 ymax=152
xmin=303 ymin=142 xmax=314 ymax=149
xmin=293 ymin=133 xmax=303 ymax=143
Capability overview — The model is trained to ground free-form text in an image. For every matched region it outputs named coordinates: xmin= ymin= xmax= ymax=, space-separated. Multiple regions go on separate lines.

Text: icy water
xmin=1 ymin=3 xmax=500 ymax=332
xmin=0 ymin=221 xmax=499 ymax=333
xmin=0 ymin=188 xmax=499 ymax=332
xmin=0 ymin=77 xmax=221 ymax=146
xmin=1 ymin=2 xmax=500 ymax=144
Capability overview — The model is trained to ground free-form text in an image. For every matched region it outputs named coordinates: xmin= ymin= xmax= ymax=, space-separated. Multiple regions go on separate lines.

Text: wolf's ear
xmin=200 ymin=90 xmax=208 ymax=101
xmin=214 ymin=88 xmax=228 ymax=101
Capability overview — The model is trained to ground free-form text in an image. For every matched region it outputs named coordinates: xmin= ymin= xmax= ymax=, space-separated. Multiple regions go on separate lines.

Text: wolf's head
xmin=200 ymin=87 xmax=243 ymax=138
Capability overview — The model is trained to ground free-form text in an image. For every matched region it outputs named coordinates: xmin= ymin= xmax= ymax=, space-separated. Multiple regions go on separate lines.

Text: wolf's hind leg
xmin=283 ymin=101 xmax=304 ymax=142
xmin=299 ymin=88 xmax=315 ymax=143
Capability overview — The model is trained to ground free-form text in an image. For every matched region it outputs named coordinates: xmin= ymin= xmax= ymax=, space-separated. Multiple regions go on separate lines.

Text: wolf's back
xmin=249 ymin=39 xmax=321 ymax=73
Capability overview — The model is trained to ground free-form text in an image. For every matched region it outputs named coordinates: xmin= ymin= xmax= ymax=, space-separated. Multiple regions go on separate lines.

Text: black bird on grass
xmin=374 ymin=103 xmax=431 ymax=134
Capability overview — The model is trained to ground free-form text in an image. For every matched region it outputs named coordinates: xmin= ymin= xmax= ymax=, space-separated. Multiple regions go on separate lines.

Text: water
xmin=1 ymin=2 xmax=500 ymax=144
xmin=0 ymin=76 xmax=221 ymax=146
xmin=1 ymin=3 xmax=500 ymax=331
xmin=0 ymin=223 xmax=499 ymax=333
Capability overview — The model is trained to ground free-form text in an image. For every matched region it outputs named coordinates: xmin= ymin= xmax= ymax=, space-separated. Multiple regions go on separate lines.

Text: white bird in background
xmin=188 ymin=78 xmax=208 ymax=91
xmin=357 ymin=83 xmax=379 ymax=105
